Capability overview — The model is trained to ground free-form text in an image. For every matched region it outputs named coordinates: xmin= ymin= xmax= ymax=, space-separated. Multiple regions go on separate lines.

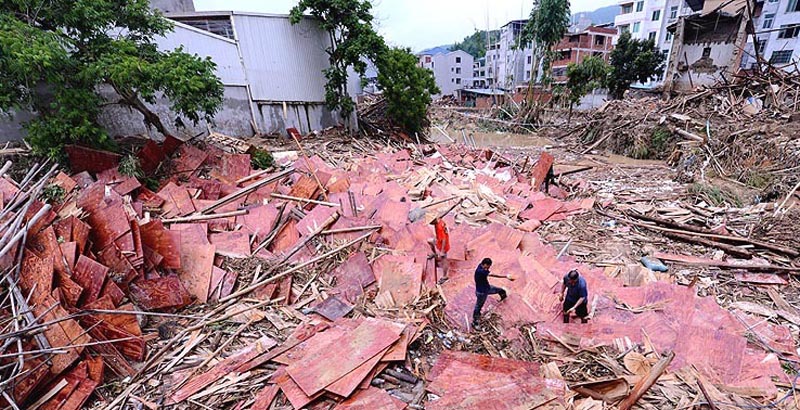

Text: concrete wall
xmin=674 ymin=41 xmax=737 ymax=90
xmin=97 ymin=85 xmax=253 ymax=140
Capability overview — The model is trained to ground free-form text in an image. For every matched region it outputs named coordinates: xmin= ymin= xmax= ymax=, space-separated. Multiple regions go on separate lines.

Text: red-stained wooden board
xmin=288 ymin=175 xmax=319 ymax=200
xmin=236 ymin=204 xmax=279 ymax=243
xmin=335 ymin=387 xmax=407 ymax=410
xmin=129 ymin=276 xmax=192 ymax=310
xmin=139 ymin=220 xmax=182 ymax=269
xmin=286 ymin=318 xmax=403 ymax=396
xmin=252 ymin=384 xmax=280 ymax=410
xmin=325 ymin=346 xmax=390 ymax=397
xmin=329 ymin=252 xmax=375 ymax=303
xmin=73 ymin=255 xmax=109 ymax=306
xmin=169 ymin=144 xmax=208 ymax=183
xmin=34 ymin=294 xmax=90 ymax=375
xmin=168 ymin=336 xmax=277 ymax=404
xmin=65 ymin=145 xmax=121 ymax=174
xmin=209 ymin=231 xmax=251 ymax=258
xmin=209 ymin=153 xmax=251 ymax=185
xmin=20 ymin=251 xmax=53 ymax=305
xmin=171 ymin=223 xmax=210 ymax=246
xmin=274 ymin=367 xmax=324 ymax=409
xmin=158 ymin=182 xmax=196 ymax=218
xmin=178 ymin=243 xmax=215 ymax=304
xmin=519 ymin=198 xmax=563 ymax=222
xmin=270 ymin=219 xmax=300 ymax=253
xmin=529 ymin=151 xmax=554 ymax=191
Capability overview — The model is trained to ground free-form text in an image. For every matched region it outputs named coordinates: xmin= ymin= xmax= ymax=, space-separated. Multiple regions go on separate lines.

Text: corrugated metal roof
xmin=234 ymin=14 xmax=330 ymax=103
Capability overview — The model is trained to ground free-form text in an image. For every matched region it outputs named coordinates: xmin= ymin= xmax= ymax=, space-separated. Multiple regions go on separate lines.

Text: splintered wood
xmin=2 ymin=122 xmax=797 ymax=410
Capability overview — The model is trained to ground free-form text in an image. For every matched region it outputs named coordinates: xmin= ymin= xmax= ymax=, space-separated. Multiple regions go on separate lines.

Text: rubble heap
xmin=0 ymin=133 xmax=796 ymax=410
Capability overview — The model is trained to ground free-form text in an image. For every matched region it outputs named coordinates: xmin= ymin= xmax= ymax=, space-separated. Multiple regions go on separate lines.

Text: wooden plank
xmin=167 ymin=336 xmax=277 ymax=404
xmin=325 ymin=346 xmax=391 ymax=397
xmin=252 ymin=384 xmax=280 ymax=410
xmin=286 ymin=319 xmax=403 ymax=396
xmin=209 ymin=231 xmax=251 ymax=258
xmin=178 ymin=243 xmax=215 ymax=304
xmin=336 ymin=387 xmax=407 ymax=410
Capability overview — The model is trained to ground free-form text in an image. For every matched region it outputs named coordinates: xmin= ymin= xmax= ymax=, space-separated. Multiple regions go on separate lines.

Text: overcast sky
xmin=193 ymin=0 xmax=616 ymax=51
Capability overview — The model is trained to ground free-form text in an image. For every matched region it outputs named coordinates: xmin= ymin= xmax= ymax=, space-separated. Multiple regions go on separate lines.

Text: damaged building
xmin=662 ymin=0 xmax=752 ymax=92
xmin=0 ymin=4 xmax=359 ymax=141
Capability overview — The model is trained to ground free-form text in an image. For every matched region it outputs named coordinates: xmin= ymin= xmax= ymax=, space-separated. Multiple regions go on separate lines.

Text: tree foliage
xmin=607 ymin=32 xmax=665 ymax=99
xmin=564 ymin=56 xmax=610 ymax=106
xmin=452 ymin=29 xmax=500 ymax=58
xmin=375 ymin=47 xmax=439 ymax=133
xmin=522 ymin=0 xmax=571 ymax=85
xmin=0 ymin=0 xmax=224 ymax=158
xmin=290 ymin=0 xmax=386 ymax=123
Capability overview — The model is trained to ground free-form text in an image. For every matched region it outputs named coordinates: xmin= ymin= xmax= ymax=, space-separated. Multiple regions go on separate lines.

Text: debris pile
xmin=0 ymin=130 xmax=797 ymax=410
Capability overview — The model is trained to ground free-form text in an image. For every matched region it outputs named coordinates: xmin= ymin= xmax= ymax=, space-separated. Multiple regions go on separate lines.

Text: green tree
xmin=565 ymin=56 xmax=610 ymax=108
xmin=522 ymin=0 xmax=571 ymax=86
xmin=452 ymin=29 xmax=500 ymax=58
xmin=607 ymin=32 xmax=665 ymax=99
xmin=0 ymin=1 xmax=224 ymax=158
xmin=290 ymin=0 xmax=386 ymax=127
xmin=375 ymin=47 xmax=439 ymax=133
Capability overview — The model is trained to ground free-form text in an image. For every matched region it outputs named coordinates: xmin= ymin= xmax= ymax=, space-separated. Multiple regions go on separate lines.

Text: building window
xmin=456 ymin=78 xmax=461 ymax=84
xmin=552 ymin=67 xmax=567 ymax=77
xmin=665 ymin=31 xmax=673 ymax=42
xmin=779 ymin=25 xmax=800 ymax=38
xmin=456 ymin=56 xmax=462 ymax=63
xmin=622 ymin=3 xmax=633 ymax=13
xmin=770 ymin=50 xmax=793 ymax=64
xmin=425 ymin=56 xmax=431 ymax=63
xmin=526 ymin=70 xmax=531 ymax=78
xmin=620 ymin=24 xmax=630 ymax=34
xmin=178 ymin=17 xmax=235 ymax=39
xmin=451 ymin=78 xmax=454 ymax=83
xmin=432 ymin=62 xmax=435 ymax=68
xmin=595 ymin=35 xmax=605 ymax=45
xmin=593 ymin=51 xmax=603 ymax=57
xmin=648 ymin=31 xmax=657 ymax=40
xmin=527 ymin=55 xmax=532 ymax=64
xmin=788 ymin=0 xmax=800 ymax=11
xmin=652 ymin=10 xmax=661 ymax=21
xmin=756 ymin=39 xmax=767 ymax=54
xmin=451 ymin=67 xmax=454 ymax=72
xmin=456 ymin=67 xmax=461 ymax=74
xmin=702 ymin=47 xmax=712 ymax=58
xmin=763 ymin=13 xmax=775 ymax=29
xmin=670 ymin=6 xmax=678 ymax=19
xmin=636 ymin=1 xmax=644 ymax=12
xmin=633 ymin=22 xmax=641 ymax=33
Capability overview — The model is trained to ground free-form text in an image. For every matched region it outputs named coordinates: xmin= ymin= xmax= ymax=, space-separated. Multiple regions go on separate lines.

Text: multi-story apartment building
xmin=473 ymin=57 xmax=488 ymax=88
xmin=417 ymin=50 xmax=475 ymax=97
xmin=551 ymin=26 xmax=618 ymax=82
xmin=741 ymin=0 xmax=800 ymax=69
xmin=615 ymin=0 xmax=668 ymax=43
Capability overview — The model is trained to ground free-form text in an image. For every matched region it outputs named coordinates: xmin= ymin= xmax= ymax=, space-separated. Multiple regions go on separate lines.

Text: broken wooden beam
xmin=199 ymin=168 xmax=293 ymax=215
xmin=270 ymin=193 xmax=339 ymax=207
xmin=618 ymin=351 xmax=675 ymax=410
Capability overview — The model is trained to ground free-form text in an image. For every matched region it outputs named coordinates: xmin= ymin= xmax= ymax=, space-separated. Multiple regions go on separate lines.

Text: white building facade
xmin=741 ymin=0 xmax=800 ymax=70
xmin=418 ymin=50 xmax=474 ymax=97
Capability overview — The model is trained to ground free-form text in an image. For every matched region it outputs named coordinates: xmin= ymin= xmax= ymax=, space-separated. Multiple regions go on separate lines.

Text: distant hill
xmin=572 ymin=5 xmax=618 ymax=26
xmin=417 ymin=45 xmax=452 ymax=55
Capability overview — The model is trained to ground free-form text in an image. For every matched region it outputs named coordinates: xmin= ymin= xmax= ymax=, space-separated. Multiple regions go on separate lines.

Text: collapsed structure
xmin=0 ymin=108 xmax=797 ymax=409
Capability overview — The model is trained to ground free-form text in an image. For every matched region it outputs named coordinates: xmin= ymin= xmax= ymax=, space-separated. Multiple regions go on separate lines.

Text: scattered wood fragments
xmin=2 ymin=93 xmax=799 ymax=410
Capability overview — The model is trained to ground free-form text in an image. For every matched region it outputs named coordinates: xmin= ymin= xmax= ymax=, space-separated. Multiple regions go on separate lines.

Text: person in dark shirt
xmin=560 ymin=269 xmax=589 ymax=323
xmin=472 ymin=258 xmax=512 ymax=328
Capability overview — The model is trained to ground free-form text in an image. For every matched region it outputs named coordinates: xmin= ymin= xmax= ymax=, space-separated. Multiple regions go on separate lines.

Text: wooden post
xmin=618 ymin=351 xmax=675 ymax=410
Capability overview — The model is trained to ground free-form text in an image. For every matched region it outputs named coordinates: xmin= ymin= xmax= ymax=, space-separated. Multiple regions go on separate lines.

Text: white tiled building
xmin=418 ymin=50 xmax=474 ymax=97
xmin=741 ymin=0 xmax=800 ymax=70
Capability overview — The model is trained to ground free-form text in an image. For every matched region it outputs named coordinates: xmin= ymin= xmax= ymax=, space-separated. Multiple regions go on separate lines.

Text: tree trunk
xmin=113 ymin=84 xmax=171 ymax=138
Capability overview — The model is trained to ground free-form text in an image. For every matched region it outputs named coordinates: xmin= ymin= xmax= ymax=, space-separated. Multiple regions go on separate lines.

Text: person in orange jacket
xmin=428 ymin=217 xmax=450 ymax=282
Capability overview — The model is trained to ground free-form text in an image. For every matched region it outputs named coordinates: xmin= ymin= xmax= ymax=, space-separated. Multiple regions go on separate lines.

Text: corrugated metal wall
xmin=233 ymin=14 xmax=331 ymax=102
xmin=157 ymin=23 xmax=247 ymax=86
